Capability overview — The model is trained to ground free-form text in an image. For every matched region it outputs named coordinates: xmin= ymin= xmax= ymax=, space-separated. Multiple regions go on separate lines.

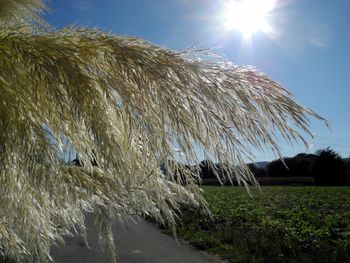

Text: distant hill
xmin=249 ymin=161 xmax=269 ymax=169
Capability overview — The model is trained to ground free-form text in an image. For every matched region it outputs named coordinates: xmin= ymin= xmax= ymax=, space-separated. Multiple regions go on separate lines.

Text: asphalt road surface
xmin=51 ymin=214 xmax=223 ymax=263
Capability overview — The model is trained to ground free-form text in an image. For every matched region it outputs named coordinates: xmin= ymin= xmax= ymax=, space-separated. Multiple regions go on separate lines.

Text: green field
xmin=170 ymin=186 xmax=350 ymax=262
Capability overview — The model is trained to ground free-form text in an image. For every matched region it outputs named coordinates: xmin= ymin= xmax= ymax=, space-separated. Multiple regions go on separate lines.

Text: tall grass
xmin=0 ymin=1 xmax=326 ymax=262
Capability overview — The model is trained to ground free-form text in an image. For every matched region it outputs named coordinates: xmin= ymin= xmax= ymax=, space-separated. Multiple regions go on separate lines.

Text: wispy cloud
xmin=307 ymin=22 xmax=330 ymax=48
xmin=308 ymin=36 xmax=327 ymax=48
xmin=71 ymin=0 xmax=92 ymax=12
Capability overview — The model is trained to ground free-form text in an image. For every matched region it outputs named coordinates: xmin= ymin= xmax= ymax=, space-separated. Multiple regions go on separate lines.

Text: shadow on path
xmin=51 ymin=214 xmax=223 ymax=263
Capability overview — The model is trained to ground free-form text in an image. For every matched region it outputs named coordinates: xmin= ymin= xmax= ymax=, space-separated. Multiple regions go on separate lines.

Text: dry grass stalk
xmin=0 ymin=1 xmax=326 ymax=262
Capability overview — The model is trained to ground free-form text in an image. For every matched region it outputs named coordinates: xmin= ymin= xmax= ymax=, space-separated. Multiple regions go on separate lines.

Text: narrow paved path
xmin=51 ymin=214 xmax=223 ymax=263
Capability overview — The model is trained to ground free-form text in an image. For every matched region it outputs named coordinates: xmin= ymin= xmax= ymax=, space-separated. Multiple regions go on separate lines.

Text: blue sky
xmin=45 ymin=0 xmax=350 ymax=161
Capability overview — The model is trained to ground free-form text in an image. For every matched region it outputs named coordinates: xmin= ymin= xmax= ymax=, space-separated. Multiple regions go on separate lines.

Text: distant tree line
xmin=163 ymin=148 xmax=350 ymax=186
xmin=265 ymin=148 xmax=350 ymax=185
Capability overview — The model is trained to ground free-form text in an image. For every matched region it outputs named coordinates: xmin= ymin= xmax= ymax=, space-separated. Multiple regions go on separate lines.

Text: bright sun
xmin=221 ymin=0 xmax=276 ymax=38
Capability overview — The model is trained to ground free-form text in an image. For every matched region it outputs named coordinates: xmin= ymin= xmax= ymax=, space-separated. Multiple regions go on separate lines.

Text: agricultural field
xmin=169 ymin=186 xmax=350 ymax=262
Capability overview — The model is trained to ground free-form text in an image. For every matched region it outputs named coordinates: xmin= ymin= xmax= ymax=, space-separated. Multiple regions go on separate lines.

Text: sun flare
xmin=221 ymin=0 xmax=276 ymax=38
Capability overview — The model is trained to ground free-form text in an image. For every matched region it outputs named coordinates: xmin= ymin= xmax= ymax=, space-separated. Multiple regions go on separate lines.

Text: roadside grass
xmin=166 ymin=186 xmax=350 ymax=262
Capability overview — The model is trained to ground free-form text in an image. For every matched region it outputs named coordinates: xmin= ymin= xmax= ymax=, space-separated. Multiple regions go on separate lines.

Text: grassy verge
xmin=167 ymin=186 xmax=350 ymax=262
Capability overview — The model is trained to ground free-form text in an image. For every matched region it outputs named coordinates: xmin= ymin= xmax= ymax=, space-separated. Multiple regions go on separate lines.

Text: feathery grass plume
xmin=0 ymin=0 xmax=47 ymax=25
xmin=0 ymin=0 xmax=326 ymax=262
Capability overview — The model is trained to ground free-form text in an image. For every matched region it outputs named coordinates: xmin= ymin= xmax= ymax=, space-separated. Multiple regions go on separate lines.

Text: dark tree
xmin=292 ymin=153 xmax=317 ymax=177
xmin=312 ymin=148 xmax=346 ymax=185
xmin=199 ymin=160 xmax=233 ymax=185
xmin=247 ymin=163 xmax=266 ymax=177
xmin=342 ymin=158 xmax=350 ymax=185
xmin=266 ymin=158 xmax=292 ymax=177
xmin=266 ymin=153 xmax=317 ymax=178
xmin=199 ymin=160 xmax=216 ymax=179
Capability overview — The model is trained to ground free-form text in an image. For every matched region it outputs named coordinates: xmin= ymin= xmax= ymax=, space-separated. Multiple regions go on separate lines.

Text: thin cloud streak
xmin=308 ymin=35 xmax=327 ymax=47
xmin=71 ymin=0 xmax=92 ymax=12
